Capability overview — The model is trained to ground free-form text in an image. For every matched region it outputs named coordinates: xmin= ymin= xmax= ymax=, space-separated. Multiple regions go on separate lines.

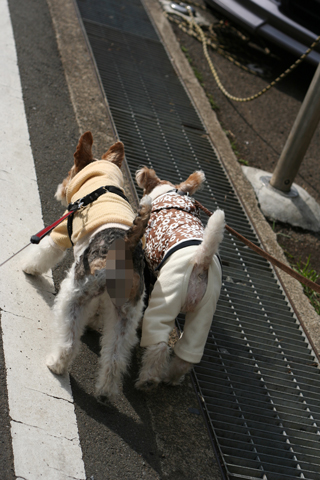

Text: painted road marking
xmin=0 ymin=1 xmax=85 ymax=478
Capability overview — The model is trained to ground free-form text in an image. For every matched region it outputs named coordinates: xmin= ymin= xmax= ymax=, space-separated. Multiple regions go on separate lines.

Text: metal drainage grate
xmin=76 ymin=0 xmax=320 ymax=478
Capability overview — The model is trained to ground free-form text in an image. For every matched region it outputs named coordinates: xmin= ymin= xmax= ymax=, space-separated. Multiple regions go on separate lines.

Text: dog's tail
xmin=193 ymin=209 xmax=225 ymax=269
xmin=125 ymin=195 xmax=152 ymax=250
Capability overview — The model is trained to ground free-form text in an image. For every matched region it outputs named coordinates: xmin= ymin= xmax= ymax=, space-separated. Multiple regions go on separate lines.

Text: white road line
xmin=0 ymin=1 xmax=86 ymax=478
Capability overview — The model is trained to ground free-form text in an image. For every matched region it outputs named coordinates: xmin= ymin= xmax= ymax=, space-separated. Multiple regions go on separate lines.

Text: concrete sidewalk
xmin=1 ymin=0 xmax=222 ymax=478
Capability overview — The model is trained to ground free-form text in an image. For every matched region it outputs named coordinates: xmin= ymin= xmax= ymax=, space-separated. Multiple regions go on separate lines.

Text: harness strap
xmin=151 ymin=191 xmax=199 ymax=216
xmin=67 ymin=185 xmax=129 ymax=245
xmin=152 ymin=205 xmax=197 ymax=214
xmin=159 ymin=188 xmax=188 ymax=196
xmin=155 ymin=239 xmax=202 ymax=271
xmin=155 ymin=239 xmax=222 ymax=273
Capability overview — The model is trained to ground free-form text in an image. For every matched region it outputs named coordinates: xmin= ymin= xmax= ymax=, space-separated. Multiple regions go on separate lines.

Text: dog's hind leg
xmin=162 ymin=355 xmax=192 ymax=386
xmin=135 ymin=342 xmax=171 ymax=391
xmin=46 ymin=266 xmax=91 ymax=375
xmin=96 ymin=300 xmax=142 ymax=401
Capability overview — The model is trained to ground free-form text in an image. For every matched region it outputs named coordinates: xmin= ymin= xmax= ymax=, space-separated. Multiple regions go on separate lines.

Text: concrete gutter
xmin=46 ymin=0 xmax=140 ymax=209
xmin=46 ymin=0 xmax=319 ymax=353
xmin=141 ymin=0 xmax=320 ymax=357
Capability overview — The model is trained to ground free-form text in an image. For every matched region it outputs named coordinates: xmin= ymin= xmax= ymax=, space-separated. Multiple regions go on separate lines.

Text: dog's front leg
xmin=46 ymin=267 xmax=88 ymax=375
xmin=21 ymin=235 xmax=66 ymax=276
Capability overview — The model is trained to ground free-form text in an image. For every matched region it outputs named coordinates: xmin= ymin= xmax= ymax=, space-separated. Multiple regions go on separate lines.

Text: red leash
xmin=30 ymin=210 xmax=74 ymax=244
xmin=0 ymin=184 xmax=128 ymax=267
xmin=0 ymin=210 xmax=74 ymax=268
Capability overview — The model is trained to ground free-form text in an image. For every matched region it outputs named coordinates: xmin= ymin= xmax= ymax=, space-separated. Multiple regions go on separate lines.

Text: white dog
xmin=135 ymin=167 xmax=225 ymax=390
xmin=21 ymin=131 xmax=151 ymax=401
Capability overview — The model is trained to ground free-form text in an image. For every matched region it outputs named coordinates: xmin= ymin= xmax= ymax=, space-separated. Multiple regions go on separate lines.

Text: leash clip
xmin=76 ymin=199 xmax=85 ymax=210
xmin=68 ymin=198 xmax=84 ymax=212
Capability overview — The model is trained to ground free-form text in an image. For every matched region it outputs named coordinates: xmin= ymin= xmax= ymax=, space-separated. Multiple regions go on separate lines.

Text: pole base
xmin=260 ymin=175 xmax=299 ymax=198
xmin=242 ymin=166 xmax=320 ymax=232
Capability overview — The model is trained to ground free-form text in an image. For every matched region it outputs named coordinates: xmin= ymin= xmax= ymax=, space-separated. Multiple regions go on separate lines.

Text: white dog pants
xmin=140 ymin=246 xmax=222 ymax=363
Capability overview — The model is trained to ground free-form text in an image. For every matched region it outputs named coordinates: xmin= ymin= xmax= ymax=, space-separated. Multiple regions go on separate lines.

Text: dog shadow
xmin=23 ymin=272 xmax=56 ymax=308
xmin=22 ymin=249 xmax=74 ymax=310
xmin=70 ymin=328 xmax=164 ymax=476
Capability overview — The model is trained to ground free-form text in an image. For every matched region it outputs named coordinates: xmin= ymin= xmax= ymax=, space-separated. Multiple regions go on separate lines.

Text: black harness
xmin=67 ymin=185 xmax=129 ymax=245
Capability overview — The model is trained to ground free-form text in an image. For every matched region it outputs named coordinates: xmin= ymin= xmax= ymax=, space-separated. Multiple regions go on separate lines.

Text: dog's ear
xmin=54 ymin=132 xmax=94 ymax=207
xmin=176 ymin=171 xmax=205 ymax=195
xmin=136 ymin=167 xmax=161 ymax=194
xmin=73 ymin=131 xmax=94 ymax=172
xmin=101 ymin=141 xmax=125 ymax=168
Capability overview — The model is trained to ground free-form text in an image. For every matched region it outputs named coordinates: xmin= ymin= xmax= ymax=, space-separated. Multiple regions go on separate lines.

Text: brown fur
xmin=74 ymin=131 xmax=94 ymax=171
xmin=135 ymin=167 xmax=173 ymax=195
xmin=55 ymin=132 xmax=126 ymax=206
xmin=176 ymin=171 xmax=205 ymax=195
xmin=125 ymin=199 xmax=152 ymax=251
xmin=136 ymin=166 xmax=205 ymax=196
xmin=101 ymin=141 xmax=124 ymax=168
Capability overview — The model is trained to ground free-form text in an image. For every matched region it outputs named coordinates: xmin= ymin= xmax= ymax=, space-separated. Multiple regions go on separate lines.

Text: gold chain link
xmin=166 ymin=6 xmax=320 ymax=102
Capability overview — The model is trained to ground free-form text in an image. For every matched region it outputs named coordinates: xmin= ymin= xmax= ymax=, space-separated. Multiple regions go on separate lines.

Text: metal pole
xmin=270 ymin=62 xmax=320 ymax=193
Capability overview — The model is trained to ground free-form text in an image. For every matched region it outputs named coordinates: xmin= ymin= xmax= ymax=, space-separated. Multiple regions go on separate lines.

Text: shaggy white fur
xmin=135 ymin=342 xmax=171 ymax=390
xmin=21 ymin=235 xmax=66 ymax=276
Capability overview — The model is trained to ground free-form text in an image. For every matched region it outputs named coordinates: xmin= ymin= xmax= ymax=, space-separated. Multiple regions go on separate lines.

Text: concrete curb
xmin=142 ymin=0 xmax=320 ymax=356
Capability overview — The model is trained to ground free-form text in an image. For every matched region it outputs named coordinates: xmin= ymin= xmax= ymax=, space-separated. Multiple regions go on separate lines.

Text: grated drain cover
xmin=76 ymin=0 xmax=320 ymax=478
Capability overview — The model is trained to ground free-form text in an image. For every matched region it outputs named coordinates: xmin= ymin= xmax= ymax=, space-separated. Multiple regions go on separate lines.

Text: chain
xmin=164 ymin=12 xmax=261 ymax=77
xmin=165 ymin=6 xmax=320 ymax=102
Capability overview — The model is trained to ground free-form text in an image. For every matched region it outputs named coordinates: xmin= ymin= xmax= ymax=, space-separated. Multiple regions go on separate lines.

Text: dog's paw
xmin=162 ymin=374 xmax=185 ymax=386
xmin=96 ymin=394 xmax=114 ymax=406
xmin=21 ymin=262 xmax=43 ymax=276
xmin=46 ymin=355 xmax=67 ymax=375
xmin=95 ymin=376 xmax=120 ymax=402
xmin=135 ymin=377 xmax=160 ymax=392
xmin=95 ymin=389 xmax=119 ymax=404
